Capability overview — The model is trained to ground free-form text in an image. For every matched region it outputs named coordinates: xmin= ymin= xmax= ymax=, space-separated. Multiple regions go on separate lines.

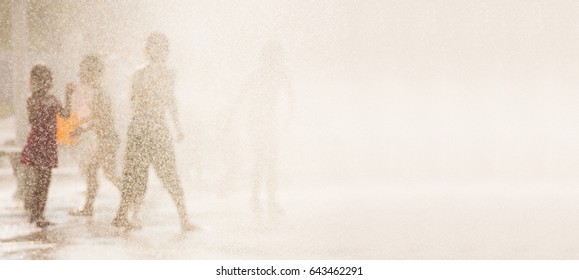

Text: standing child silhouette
xmin=21 ymin=65 xmax=71 ymax=228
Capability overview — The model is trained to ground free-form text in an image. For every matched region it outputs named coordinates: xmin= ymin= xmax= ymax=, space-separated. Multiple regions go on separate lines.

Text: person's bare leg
xmin=33 ymin=167 xmax=53 ymax=228
xmin=23 ymin=165 xmax=35 ymax=212
xmin=152 ymin=139 xmax=197 ymax=232
xmin=97 ymin=143 xmax=144 ymax=223
xmin=156 ymin=169 xmax=197 ymax=231
xmin=113 ymin=164 xmax=147 ymax=229
xmin=27 ymin=166 xmax=40 ymax=223
xmin=83 ymin=163 xmax=98 ymax=215
xmin=102 ymin=145 xmax=122 ymax=188
xmin=113 ymin=136 xmax=148 ymax=230
xmin=131 ymin=179 xmax=146 ymax=227
xmin=72 ymin=162 xmax=98 ymax=216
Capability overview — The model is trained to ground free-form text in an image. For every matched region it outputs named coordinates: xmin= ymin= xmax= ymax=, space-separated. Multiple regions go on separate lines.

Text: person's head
xmin=145 ymin=32 xmax=169 ymax=63
xmin=30 ymin=64 xmax=53 ymax=94
xmin=79 ymin=55 xmax=104 ymax=86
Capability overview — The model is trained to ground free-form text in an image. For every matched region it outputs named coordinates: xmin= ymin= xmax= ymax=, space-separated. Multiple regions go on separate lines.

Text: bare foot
xmin=68 ymin=207 xmax=93 ymax=216
xmin=181 ymin=222 xmax=200 ymax=232
xmin=35 ymin=219 xmax=55 ymax=228
xmin=112 ymin=218 xmax=142 ymax=231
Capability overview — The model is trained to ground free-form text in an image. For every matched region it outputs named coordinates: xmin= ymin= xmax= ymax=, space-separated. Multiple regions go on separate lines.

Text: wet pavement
xmin=0 ymin=168 xmax=391 ymax=260
xmin=3 ymin=168 xmax=579 ymax=259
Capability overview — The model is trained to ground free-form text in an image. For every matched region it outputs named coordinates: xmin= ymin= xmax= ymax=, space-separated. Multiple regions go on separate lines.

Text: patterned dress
xmin=20 ymin=93 xmax=60 ymax=168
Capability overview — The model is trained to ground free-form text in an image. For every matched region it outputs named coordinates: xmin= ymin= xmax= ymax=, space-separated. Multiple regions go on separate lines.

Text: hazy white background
xmin=5 ymin=0 xmax=579 ymax=259
xmin=24 ymin=0 xmax=579 ymax=188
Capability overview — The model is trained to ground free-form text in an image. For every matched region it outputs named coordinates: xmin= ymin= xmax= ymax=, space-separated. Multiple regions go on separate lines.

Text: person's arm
xmin=58 ymin=84 xmax=73 ymax=118
xmin=26 ymin=97 xmax=37 ymax=126
xmin=167 ymin=71 xmax=184 ymax=142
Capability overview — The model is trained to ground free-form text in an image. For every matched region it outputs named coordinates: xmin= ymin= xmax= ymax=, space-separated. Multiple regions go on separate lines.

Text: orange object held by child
xmin=56 ymin=112 xmax=81 ymax=146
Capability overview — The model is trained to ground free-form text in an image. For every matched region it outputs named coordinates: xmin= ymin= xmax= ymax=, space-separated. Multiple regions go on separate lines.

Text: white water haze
xmin=7 ymin=0 xmax=579 ymax=187
xmin=2 ymin=0 xmax=579 ymax=259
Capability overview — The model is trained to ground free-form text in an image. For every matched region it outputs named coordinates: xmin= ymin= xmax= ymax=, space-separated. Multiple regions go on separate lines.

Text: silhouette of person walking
xmin=112 ymin=32 xmax=196 ymax=232
xmin=226 ymin=41 xmax=295 ymax=213
xmin=68 ymin=55 xmax=122 ymax=216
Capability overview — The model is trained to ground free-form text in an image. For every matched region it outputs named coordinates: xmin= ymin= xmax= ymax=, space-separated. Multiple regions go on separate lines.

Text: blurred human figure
xmin=112 ymin=32 xmax=196 ymax=232
xmin=67 ymin=55 xmax=122 ymax=216
xmin=20 ymin=64 xmax=72 ymax=228
xmin=225 ymin=41 xmax=295 ymax=213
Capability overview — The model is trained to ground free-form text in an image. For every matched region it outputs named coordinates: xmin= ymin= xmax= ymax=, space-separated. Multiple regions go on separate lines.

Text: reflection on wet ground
xmin=5 ymin=173 xmax=579 ymax=259
xmin=2 ymin=173 xmax=372 ymax=260
xmin=1 ymin=230 xmax=60 ymax=260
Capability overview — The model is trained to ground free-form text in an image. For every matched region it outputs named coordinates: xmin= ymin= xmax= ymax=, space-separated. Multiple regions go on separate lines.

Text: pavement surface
xmin=0 ymin=170 xmax=392 ymax=260
xmin=3 ymin=171 xmax=579 ymax=259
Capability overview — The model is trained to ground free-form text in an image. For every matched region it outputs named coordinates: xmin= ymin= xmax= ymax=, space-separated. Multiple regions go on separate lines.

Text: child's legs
xmin=22 ymin=165 xmax=35 ymax=211
xmin=83 ymin=158 xmax=99 ymax=211
xmin=100 ymin=143 xmax=121 ymax=188
xmin=151 ymin=137 xmax=188 ymax=224
xmin=36 ymin=167 xmax=52 ymax=219
xmin=115 ymin=136 xmax=148 ymax=222
xmin=131 ymin=164 xmax=148 ymax=219
xmin=30 ymin=166 xmax=52 ymax=221
xmin=115 ymin=165 xmax=147 ymax=222
xmin=75 ymin=133 xmax=97 ymax=178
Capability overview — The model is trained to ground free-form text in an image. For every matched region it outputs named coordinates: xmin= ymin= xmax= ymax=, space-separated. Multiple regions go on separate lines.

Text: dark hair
xmin=145 ymin=32 xmax=169 ymax=62
xmin=30 ymin=64 xmax=53 ymax=92
xmin=80 ymin=54 xmax=104 ymax=78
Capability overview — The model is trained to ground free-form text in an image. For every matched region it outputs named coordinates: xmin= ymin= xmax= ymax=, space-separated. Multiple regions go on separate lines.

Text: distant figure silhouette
xmin=68 ymin=55 xmax=122 ymax=217
xmin=21 ymin=65 xmax=72 ymax=228
xmin=112 ymin=33 xmax=196 ymax=232
xmin=226 ymin=41 xmax=295 ymax=213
